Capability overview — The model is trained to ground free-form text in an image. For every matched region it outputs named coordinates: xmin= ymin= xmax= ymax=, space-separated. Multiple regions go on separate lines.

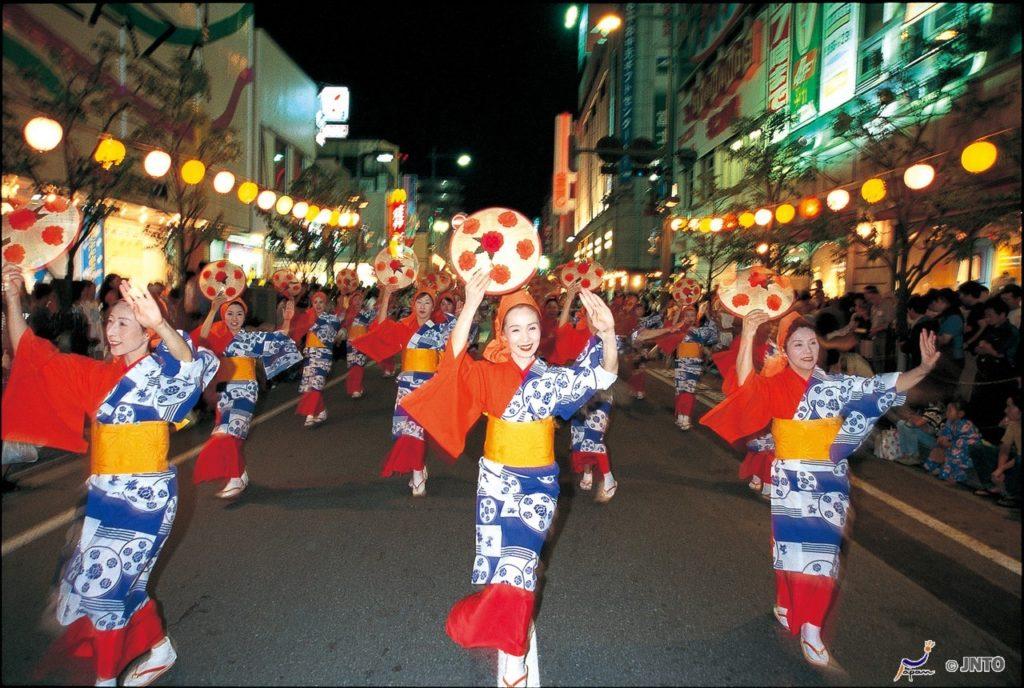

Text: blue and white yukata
xmin=297 ymin=312 xmax=342 ymax=417
xmin=674 ymin=321 xmax=719 ymax=417
xmin=193 ymin=330 xmax=301 ymax=484
xmin=1 ymin=329 xmax=217 ymax=680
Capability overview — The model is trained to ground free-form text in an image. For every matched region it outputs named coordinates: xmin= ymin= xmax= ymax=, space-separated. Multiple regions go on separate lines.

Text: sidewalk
xmin=640 ymin=360 xmax=1022 ymax=581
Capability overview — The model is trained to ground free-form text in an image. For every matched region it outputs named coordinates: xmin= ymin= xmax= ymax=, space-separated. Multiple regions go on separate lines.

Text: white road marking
xmin=1 ymin=372 xmax=350 ymax=557
xmin=645 ymin=368 xmax=1023 ymax=576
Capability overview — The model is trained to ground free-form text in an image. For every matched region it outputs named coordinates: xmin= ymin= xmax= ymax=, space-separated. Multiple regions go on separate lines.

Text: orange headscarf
xmin=198 ymin=299 xmax=248 ymax=355
xmin=482 ymin=289 xmax=541 ymax=363
xmin=402 ymin=287 xmax=437 ymax=329
xmin=761 ymin=311 xmax=814 ymax=377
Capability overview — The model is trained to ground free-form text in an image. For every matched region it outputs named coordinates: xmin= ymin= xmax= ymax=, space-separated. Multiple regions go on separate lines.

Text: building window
xmin=717 ymin=141 xmax=744 ymax=191
xmin=859 ymin=3 xmax=898 ymax=85
xmin=293 ymin=153 xmax=305 ymax=183
xmin=695 ymin=153 xmax=715 ymax=204
xmin=273 ymin=138 xmax=287 ymax=191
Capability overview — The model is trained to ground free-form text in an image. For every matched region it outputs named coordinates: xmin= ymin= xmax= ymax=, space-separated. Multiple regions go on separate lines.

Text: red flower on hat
xmin=225 ymin=287 xmax=237 ymax=297
xmin=490 ymin=264 xmax=511 ymax=284
xmin=462 ymin=218 xmax=480 ymax=234
xmin=388 ymin=276 xmax=398 ymax=284
xmin=43 ymin=196 xmax=70 ymax=213
xmin=215 ymin=270 xmax=228 ymax=282
xmin=731 ymin=293 xmax=750 ymax=308
xmin=516 ymin=239 xmax=535 ymax=259
xmin=233 ymin=269 xmax=243 ymax=280
xmin=41 ymin=225 xmax=65 ymax=246
xmin=7 ymin=208 xmax=37 ymax=231
xmin=497 ymin=211 xmax=518 ymax=227
xmin=766 ymin=294 xmax=783 ymax=311
xmin=376 ymin=262 xmax=385 ymax=271
xmin=480 ymin=231 xmax=504 ymax=254
xmin=389 ymin=259 xmax=403 ymax=271
xmin=3 ymin=244 xmax=25 ymax=264
xmin=458 ymin=251 xmax=477 ymax=271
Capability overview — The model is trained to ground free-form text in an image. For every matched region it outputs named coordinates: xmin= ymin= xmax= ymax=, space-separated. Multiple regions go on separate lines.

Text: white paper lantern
xmin=24 ymin=116 xmax=63 ymax=152
xmin=213 ymin=170 xmax=235 ymax=193
xmin=144 ymin=150 xmax=172 ymax=178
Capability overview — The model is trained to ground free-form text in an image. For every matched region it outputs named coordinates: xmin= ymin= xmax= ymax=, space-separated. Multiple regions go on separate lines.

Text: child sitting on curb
xmin=922 ymin=399 xmax=983 ymax=485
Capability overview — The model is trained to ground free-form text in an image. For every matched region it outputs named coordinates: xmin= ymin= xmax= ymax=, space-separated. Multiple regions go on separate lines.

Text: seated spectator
xmin=895 ymin=400 xmax=945 ymax=466
xmin=922 ymin=399 xmax=982 ymax=485
xmin=1000 ymin=283 xmax=1021 ymax=329
xmin=972 ymin=394 xmax=1021 ymax=507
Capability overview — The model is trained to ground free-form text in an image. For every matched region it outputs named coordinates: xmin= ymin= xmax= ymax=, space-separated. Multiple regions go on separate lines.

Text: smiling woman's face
xmin=785 ymin=327 xmax=820 ymax=375
xmin=504 ymin=305 xmax=541 ymax=364
xmin=224 ymin=303 xmax=246 ymax=334
xmin=414 ymin=294 xmax=434 ymax=320
xmin=105 ymin=301 xmax=147 ymax=357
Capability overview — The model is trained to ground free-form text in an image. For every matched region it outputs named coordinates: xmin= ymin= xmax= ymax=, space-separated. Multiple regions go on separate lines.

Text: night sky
xmin=255 ymin=4 xmax=580 ymax=220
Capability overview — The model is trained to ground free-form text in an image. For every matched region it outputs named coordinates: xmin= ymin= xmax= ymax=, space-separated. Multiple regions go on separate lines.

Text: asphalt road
xmin=2 ymin=362 xmax=1021 ymax=686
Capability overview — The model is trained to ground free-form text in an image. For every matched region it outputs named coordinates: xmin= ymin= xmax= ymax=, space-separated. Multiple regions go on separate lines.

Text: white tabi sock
xmin=603 ymin=472 xmax=616 ymax=489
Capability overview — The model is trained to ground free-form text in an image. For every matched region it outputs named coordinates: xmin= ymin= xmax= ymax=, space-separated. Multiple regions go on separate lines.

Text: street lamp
xmin=456 ymin=153 xmax=472 ymax=167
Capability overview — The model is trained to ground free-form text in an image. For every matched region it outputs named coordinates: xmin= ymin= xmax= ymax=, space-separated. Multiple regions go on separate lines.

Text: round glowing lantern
xmin=144 ymin=150 xmax=172 ymax=178
xmin=257 ymin=189 xmax=277 ymax=210
xmin=775 ymin=203 xmax=796 ymax=224
xmin=756 ymin=242 xmax=770 ymax=255
xmin=305 ymin=205 xmax=320 ymax=222
xmin=181 ymin=159 xmax=206 ymax=185
xmin=754 ymin=208 xmax=772 ymax=226
xmin=723 ymin=212 xmax=738 ymax=230
xmin=710 ymin=217 xmax=724 ymax=232
xmin=93 ymin=136 xmax=126 ymax=170
xmin=291 ymin=201 xmax=309 ymax=219
xmin=315 ymin=208 xmax=332 ymax=224
xmin=328 ymin=210 xmax=341 ymax=226
xmin=670 ymin=217 xmax=685 ymax=231
xmin=861 ymin=178 xmax=886 ymax=203
xmin=212 ymin=170 xmax=235 ymax=194
xmin=826 ymin=188 xmax=850 ymax=211
xmin=799 ymin=197 xmax=821 ymax=219
xmin=960 ymin=141 xmax=997 ymax=174
xmin=903 ymin=163 xmax=935 ymax=190
xmin=348 ymin=212 xmax=360 ymax=227
xmin=276 ymin=195 xmax=294 ymax=215
xmin=24 ymin=116 xmax=63 ymax=152
xmin=237 ymin=181 xmax=259 ymax=204
xmin=698 ymin=217 xmax=712 ymax=233
xmin=738 ymin=211 xmax=756 ymax=228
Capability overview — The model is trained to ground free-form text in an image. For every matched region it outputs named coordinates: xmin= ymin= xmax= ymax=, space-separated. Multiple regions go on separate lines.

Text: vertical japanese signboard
xmin=552 ymin=113 xmax=576 ymax=215
xmin=620 ymin=3 xmax=637 ymax=180
xmin=790 ymin=3 xmax=822 ymax=124
xmin=767 ymin=4 xmax=792 ymax=112
xmin=819 ymin=3 xmax=859 ymax=115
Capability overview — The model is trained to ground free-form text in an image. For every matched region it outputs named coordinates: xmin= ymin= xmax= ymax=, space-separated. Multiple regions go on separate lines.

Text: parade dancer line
xmin=192 ymin=297 xmax=302 ymax=498
xmin=1 ymin=265 xmax=218 ymax=687
xmin=635 ymin=304 xmax=718 ymax=430
xmin=551 ymin=284 xmax=619 ymax=503
xmin=700 ymin=309 xmax=939 ymax=667
xmin=401 ymin=273 xmax=618 ymax=687
xmin=293 ymin=290 xmax=344 ymax=427
xmin=341 ymin=290 xmax=374 ymax=398
xmin=350 ymin=285 xmax=456 ymax=496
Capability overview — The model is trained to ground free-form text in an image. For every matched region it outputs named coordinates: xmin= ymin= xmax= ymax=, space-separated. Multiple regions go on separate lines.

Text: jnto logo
xmin=894 ymin=640 xmax=936 ymax=682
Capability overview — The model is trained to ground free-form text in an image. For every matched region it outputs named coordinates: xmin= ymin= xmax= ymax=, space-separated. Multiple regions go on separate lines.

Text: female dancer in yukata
xmin=701 ymin=309 xmax=939 ymax=667
xmin=1 ymin=264 xmax=218 ymax=686
xmin=401 ymin=272 xmax=618 ymax=687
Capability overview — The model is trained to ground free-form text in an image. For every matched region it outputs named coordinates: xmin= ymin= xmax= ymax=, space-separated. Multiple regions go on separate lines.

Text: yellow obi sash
xmin=91 ymin=421 xmax=170 ymax=474
xmin=307 ymin=332 xmax=326 ymax=349
xmin=215 ymin=356 xmax=257 ymax=384
xmin=772 ymin=417 xmax=843 ymax=462
xmin=676 ymin=342 xmax=701 ymax=358
xmin=402 ymin=348 xmax=440 ymax=374
xmin=484 ymin=416 xmax=555 ymax=468
xmin=349 ymin=324 xmax=368 ymax=339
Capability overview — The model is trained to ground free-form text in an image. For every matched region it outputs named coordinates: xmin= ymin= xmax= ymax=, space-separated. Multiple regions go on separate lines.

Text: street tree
xmin=830 ymin=27 xmax=1021 ymax=332
xmin=2 ymin=34 xmax=141 ymax=282
xmin=263 ymin=164 xmax=358 ymax=282
xmin=722 ymin=110 xmax=836 ymax=276
xmin=128 ymin=53 xmax=242 ymax=283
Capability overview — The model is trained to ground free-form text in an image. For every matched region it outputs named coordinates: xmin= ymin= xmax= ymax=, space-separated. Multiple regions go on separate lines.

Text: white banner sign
xmin=819 ymin=3 xmax=860 ymax=115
